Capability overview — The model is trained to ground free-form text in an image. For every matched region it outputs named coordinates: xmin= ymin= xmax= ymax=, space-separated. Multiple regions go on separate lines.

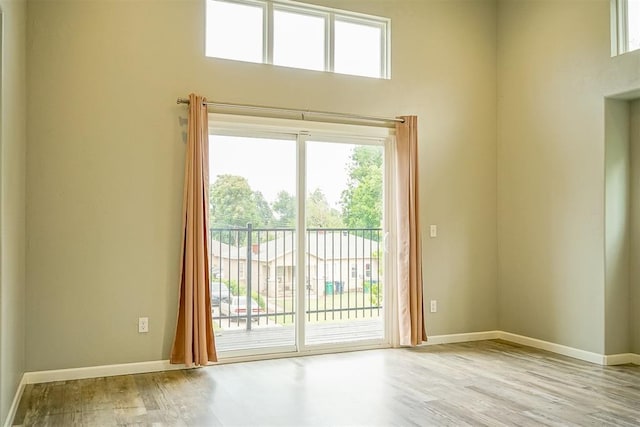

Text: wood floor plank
xmin=12 ymin=340 xmax=640 ymax=426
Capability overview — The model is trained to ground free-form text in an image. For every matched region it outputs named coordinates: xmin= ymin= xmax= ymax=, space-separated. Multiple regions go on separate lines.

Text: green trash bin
xmin=363 ymin=282 xmax=371 ymax=293
xmin=325 ymin=281 xmax=334 ymax=295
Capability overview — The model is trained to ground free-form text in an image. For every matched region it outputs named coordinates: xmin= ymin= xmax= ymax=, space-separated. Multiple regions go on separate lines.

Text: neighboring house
xmin=211 ymin=230 xmax=382 ymax=296
xmin=210 ymin=238 xmax=246 ymax=286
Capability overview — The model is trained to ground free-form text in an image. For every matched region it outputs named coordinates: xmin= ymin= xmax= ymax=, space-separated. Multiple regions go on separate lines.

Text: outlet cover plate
xmin=138 ymin=317 xmax=149 ymax=333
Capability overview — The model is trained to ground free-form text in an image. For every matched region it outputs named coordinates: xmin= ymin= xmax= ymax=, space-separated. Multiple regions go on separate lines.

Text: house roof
xmin=210 ymin=240 xmax=242 ymax=259
xmin=231 ymin=230 xmax=382 ymax=262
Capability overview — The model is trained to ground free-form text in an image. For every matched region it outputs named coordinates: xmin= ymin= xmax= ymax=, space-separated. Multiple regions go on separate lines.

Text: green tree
xmin=340 ymin=146 xmax=383 ymax=231
xmin=209 ymin=175 xmax=275 ymax=244
xmin=272 ymin=190 xmax=296 ymax=227
xmin=253 ymin=191 xmax=274 ymax=227
xmin=307 ymin=188 xmax=343 ymax=228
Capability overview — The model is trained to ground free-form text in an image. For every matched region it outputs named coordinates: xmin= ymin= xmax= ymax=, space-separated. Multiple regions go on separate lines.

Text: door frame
xmin=209 ymin=113 xmax=397 ymax=360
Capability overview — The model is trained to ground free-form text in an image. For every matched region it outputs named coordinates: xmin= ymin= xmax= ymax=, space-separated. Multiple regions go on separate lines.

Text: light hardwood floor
xmin=13 ymin=340 xmax=640 ymax=426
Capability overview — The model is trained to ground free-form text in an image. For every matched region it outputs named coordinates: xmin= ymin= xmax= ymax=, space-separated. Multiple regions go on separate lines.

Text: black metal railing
xmin=209 ymin=224 xmax=383 ymax=330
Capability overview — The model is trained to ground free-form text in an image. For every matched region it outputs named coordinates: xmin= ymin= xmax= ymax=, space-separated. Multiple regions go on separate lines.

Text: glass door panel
xmin=209 ymin=134 xmax=297 ymax=355
xmin=304 ymin=141 xmax=385 ymax=346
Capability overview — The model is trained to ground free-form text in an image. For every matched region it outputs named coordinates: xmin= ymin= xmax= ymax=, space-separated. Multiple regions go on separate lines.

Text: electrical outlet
xmin=430 ymin=300 xmax=437 ymax=313
xmin=429 ymin=225 xmax=437 ymax=238
xmin=138 ymin=317 xmax=149 ymax=333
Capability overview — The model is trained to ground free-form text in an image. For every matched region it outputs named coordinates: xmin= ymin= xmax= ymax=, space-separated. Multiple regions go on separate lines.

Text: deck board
xmin=215 ymin=318 xmax=384 ymax=352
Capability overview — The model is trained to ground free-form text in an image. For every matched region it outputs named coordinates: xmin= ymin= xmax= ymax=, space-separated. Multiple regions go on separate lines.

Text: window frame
xmin=208 ymin=112 xmax=396 ymax=357
xmin=205 ymin=0 xmax=268 ymax=63
xmin=270 ymin=3 xmax=329 ymax=71
xmin=612 ymin=0 xmax=640 ymax=55
xmin=333 ymin=14 xmax=389 ymax=79
xmin=206 ymin=0 xmax=391 ymax=79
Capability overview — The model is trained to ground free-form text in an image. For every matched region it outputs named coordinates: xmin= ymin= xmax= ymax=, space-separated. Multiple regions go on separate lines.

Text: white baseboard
xmin=3 ymin=374 xmax=25 ymax=427
xmin=603 ymin=352 xmax=640 ymax=366
xmin=498 ymin=331 xmax=606 ymax=365
xmin=12 ymin=332 xmax=640 ymax=391
xmin=22 ymin=360 xmax=183 ymax=385
xmin=422 ymin=330 xmax=500 ymax=345
xmin=426 ymin=330 xmax=639 ymax=366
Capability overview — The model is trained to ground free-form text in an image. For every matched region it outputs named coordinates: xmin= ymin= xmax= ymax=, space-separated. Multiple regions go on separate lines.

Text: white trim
xmin=3 ymin=374 xmax=26 ymax=427
xmin=271 ymin=3 xmax=329 ymax=72
xmin=218 ymin=345 xmax=298 ymax=360
xmin=22 ymin=360 xmax=184 ymax=385
xmin=603 ymin=352 xmax=640 ymax=365
xmin=11 ymin=333 xmax=639 ymax=398
xmin=18 ymin=344 xmax=391 ymax=387
xmin=423 ymin=331 xmax=640 ymax=366
xmin=619 ymin=0 xmax=629 ymax=54
xmin=333 ymin=14 xmax=389 ymax=79
xmin=218 ymin=341 xmax=390 ymax=365
xmin=498 ymin=332 xmax=606 ymax=365
xmin=265 ymin=0 xmax=272 ymax=64
xmin=327 ymin=12 xmax=334 ymax=73
xmin=209 ymin=113 xmax=394 ymax=139
xmin=295 ymin=132 xmax=307 ymax=352
xmin=384 ymin=137 xmax=399 ymax=348
xmin=274 ymin=0 xmax=388 ymax=25
xmin=612 ymin=0 xmax=621 ymax=56
xmin=421 ymin=331 xmax=501 ymax=346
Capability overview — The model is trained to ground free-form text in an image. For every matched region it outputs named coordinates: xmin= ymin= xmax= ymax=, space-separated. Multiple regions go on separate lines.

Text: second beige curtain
xmin=395 ymin=116 xmax=427 ymax=347
xmin=170 ymin=93 xmax=217 ymax=366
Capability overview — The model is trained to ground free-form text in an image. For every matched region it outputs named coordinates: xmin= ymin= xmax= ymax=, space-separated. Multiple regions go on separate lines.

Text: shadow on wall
xmin=604 ymin=96 xmax=640 ymax=355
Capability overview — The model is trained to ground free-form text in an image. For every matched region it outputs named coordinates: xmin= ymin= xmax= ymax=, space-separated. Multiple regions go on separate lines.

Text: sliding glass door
xmin=209 ymin=124 xmax=388 ymax=357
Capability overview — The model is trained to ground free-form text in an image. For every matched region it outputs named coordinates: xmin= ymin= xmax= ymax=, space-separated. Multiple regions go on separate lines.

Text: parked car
xmin=210 ymin=282 xmax=232 ymax=306
xmin=220 ymin=295 xmax=263 ymax=321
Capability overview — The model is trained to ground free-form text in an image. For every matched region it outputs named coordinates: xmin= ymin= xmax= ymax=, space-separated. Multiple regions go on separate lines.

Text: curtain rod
xmin=176 ymin=98 xmax=404 ymax=125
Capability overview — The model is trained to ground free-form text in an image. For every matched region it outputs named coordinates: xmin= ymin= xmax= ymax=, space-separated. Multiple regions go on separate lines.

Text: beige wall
xmin=498 ymin=0 xmax=640 ymax=354
xmin=604 ymin=99 xmax=630 ymax=355
xmin=19 ymin=0 xmax=640 ymax=381
xmin=0 ymin=0 xmax=26 ymax=423
xmin=26 ymin=0 xmax=498 ymax=370
xmin=630 ymin=99 xmax=640 ymax=354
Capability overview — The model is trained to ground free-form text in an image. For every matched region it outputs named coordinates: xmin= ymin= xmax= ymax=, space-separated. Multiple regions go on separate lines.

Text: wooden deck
xmin=214 ymin=317 xmax=384 ymax=352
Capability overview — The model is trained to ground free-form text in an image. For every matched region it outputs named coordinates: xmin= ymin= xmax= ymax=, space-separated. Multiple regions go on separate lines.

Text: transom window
xmin=205 ymin=0 xmax=390 ymax=79
xmin=612 ymin=0 xmax=640 ymax=55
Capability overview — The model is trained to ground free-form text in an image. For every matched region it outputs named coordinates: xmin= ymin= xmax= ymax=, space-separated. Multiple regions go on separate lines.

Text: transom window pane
xmin=206 ymin=0 xmax=264 ymax=63
xmin=334 ymin=19 xmax=382 ymax=79
xmin=628 ymin=0 xmax=640 ymax=51
xmin=274 ymin=9 xmax=325 ymax=71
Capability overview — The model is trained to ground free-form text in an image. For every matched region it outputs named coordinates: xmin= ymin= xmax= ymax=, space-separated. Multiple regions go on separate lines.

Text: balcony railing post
xmin=246 ymin=223 xmax=253 ymax=330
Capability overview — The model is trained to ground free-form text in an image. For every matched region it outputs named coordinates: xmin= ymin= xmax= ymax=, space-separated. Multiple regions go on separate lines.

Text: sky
xmin=209 ymin=135 xmax=355 ymax=210
xmin=630 ymin=0 xmax=640 ymax=51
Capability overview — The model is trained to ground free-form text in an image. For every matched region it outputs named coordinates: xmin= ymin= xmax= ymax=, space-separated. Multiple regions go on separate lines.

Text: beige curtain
xmin=170 ymin=93 xmax=217 ymax=366
xmin=395 ymin=116 xmax=427 ymax=346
